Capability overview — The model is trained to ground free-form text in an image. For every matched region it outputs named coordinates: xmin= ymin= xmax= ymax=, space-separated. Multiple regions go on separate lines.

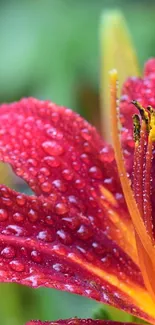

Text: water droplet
xmin=0 ymin=187 xmax=9 ymax=198
xmin=46 ymin=127 xmax=63 ymax=140
xmin=23 ymin=139 xmax=30 ymax=147
xmin=68 ymin=195 xmax=78 ymax=205
xmin=40 ymin=167 xmax=50 ymax=176
xmin=101 ymin=254 xmax=111 ymax=266
xmin=0 ymin=209 xmax=8 ymax=221
xmin=29 ymin=167 xmax=37 ymax=176
xmin=52 ymin=179 xmax=67 ymax=192
xmin=104 ymin=178 xmax=113 ymax=184
xmin=25 ymin=131 xmax=32 ymax=139
xmin=89 ymin=196 xmax=97 ymax=207
xmin=24 ymin=122 xmax=32 ymax=131
xmin=72 ymin=160 xmax=81 ymax=171
xmin=92 ymin=242 xmax=105 ymax=255
xmin=16 ymin=195 xmax=26 ymax=206
xmin=42 ymin=140 xmax=64 ymax=156
xmin=44 ymin=156 xmax=60 ymax=167
xmin=81 ymin=128 xmax=92 ymax=141
xmin=10 ymin=260 xmax=25 ymax=272
xmin=55 ymin=203 xmax=68 ymax=215
xmin=1 ymin=198 xmax=12 ymax=206
xmin=77 ymin=225 xmax=93 ymax=240
xmin=41 ymin=181 xmax=52 ymax=193
xmin=45 ymin=215 xmax=54 ymax=225
xmin=62 ymin=169 xmax=74 ymax=180
xmin=99 ymin=147 xmax=114 ymax=163
xmin=31 ymin=250 xmax=42 ymax=263
xmin=38 ymin=174 xmax=45 ymax=184
xmin=57 ymin=230 xmax=72 ymax=245
xmin=89 ymin=166 xmax=103 ymax=179
xmin=16 ymin=168 xmax=24 ymax=177
xmin=1 ymin=246 xmax=15 ymax=259
xmin=51 ymin=111 xmax=59 ymax=122
xmin=83 ymin=141 xmax=91 ymax=153
xmin=74 ymin=179 xmax=85 ymax=189
xmin=13 ymin=212 xmax=24 ymax=223
xmin=28 ymin=209 xmax=38 ymax=222
xmin=80 ymin=153 xmax=90 ymax=164
xmin=53 ymin=263 xmax=62 ymax=271
xmin=49 ymin=193 xmax=57 ymax=202
xmin=77 ymin=245 xmax=86 ymax=254
xmin=37 ymin=230 xmax=52 ymax=242
xmin=27 ymin=158 xmax=38 ymax=166
xmin=6 ymin=225 xmax=24 ymax=236
xmin=20 ymin=247 xmax=27 ymax=257
xmin=62 ymin=216 xmax=80 ymax=230
xmin=115 ymin=192 xmax=123 ymax=201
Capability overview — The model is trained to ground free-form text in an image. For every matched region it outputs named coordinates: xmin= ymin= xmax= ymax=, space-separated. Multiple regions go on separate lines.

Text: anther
xmin=133 ymin=114 xmax=141 ymax=143
xmin=149 ymin=111 xmax=155 ymax=142
xmin=147 ymin=105 xmax=153 ymax=113
xmin=131 ymin=100 xmax=149 ymax=132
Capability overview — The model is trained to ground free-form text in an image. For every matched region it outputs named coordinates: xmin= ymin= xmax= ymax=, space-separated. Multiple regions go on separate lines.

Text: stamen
xmin=132 ymin=102 xmax=154 ymax=238
xmin=149 ymin=110 xmax=155 ymax=141
xmin=132 ymin=100 xmax=149 ymax=132
xmin=133 ymin=122 xmax=145 ymax=215
xmin=143 ymin=137 xmax=153 ymax=238
xmin=133 ymin=114 xmax=141 ymax=144
xmin=109 ymin=69 xmax=155 ymax=261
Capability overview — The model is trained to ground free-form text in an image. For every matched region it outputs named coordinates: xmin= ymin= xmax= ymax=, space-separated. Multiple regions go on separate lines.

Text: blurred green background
xmin=0 ymin=0 xmax=155 ymax=324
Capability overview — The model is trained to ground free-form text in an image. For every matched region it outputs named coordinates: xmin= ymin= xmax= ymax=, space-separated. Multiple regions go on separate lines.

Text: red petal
xmin=120 ymin=58 xmax=155 ymax=131
xmin=25 ymin=320 xmax=139 ymax=325
xmin=0 ymin=98 xmax=135 ymax=260
xmin=0 ymin=98 xmax=115 ymax=196
xmin=0 ymin=99 xmax=154 ymax=322
xmin=0 ymin=183 xmax=151 ymax=321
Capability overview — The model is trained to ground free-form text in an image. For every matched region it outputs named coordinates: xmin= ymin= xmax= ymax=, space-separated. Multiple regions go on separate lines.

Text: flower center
xmin=109 ymin=69 xmax=155 ymax=301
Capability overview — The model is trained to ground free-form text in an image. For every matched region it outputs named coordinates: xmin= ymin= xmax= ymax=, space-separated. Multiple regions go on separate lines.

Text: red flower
xmin=0 ymin=59 xmax=155 ymax=325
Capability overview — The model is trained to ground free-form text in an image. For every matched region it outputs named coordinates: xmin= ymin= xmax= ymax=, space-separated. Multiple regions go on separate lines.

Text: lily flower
xmin=1 ymin=59 xmax=155 ymax=325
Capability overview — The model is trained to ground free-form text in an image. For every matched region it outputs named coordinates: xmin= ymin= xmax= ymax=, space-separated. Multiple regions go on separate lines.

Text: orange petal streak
xmin=63 ymin=250 xmax=155 ymax=324
xmin=136 ymin=234 xmax=155 ymax=302
xmin=100 ymin=186 xmax=137 ymax=265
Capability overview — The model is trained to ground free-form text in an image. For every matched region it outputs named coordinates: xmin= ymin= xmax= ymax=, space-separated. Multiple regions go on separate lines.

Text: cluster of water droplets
xmin=0 ymin=98 xmax=141 ymax=289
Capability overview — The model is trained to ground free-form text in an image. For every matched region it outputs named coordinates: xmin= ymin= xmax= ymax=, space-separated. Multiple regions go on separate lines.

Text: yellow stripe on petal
xmin=106 ymin=208 xmax=137 ymax=263
xmin=100 ymin=186 xmax=118 ymax=207
xmin=100 ymin=185 xmax=138 ymax=265
xmin=55 ymin=248 xmax=155 ymax=324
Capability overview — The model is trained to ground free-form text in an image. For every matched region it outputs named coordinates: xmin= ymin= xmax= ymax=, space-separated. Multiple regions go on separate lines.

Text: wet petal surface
xmin=0 ymin=98 xmax=154 ymax=322
xmin=0 ymin=98 xmax=135 ymax=259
